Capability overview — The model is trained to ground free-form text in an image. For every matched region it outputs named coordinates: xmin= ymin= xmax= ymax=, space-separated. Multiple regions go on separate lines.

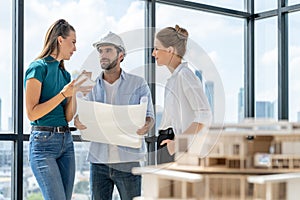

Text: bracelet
xmin=61 ymin=92 xmax=66 ymax=98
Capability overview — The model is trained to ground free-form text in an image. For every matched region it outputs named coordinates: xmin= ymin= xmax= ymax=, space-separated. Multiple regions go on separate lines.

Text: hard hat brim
xmin=92 ymin=42 xmax=115 ymax=48
xmin=93 ymin=42 xmax=126 ymax=56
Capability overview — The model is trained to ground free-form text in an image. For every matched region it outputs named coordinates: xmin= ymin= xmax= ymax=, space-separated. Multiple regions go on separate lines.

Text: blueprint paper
xmin=77 ymin=98 xmax=147 ymax=148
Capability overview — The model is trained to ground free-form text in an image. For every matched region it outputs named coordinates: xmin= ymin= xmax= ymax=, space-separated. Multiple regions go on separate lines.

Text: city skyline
xmin=195 ymin=70 xmax=215 ymax=122
xmin=1 ymin=0 xmax=299 ymax=128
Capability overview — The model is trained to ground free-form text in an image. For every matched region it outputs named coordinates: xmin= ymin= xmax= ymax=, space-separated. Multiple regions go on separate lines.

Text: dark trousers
xmin=157 ymin=128 xmax=175 ymax=164
xmin=90 ymin=162 xmax=141 ymax=200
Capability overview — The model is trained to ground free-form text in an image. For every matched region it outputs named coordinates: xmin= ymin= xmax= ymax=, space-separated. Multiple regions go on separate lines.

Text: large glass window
xmin=288 ymin=12 xmax=300 ymax=122
xmin=0 ymin=142 xmax=12 ymax=199
xmin=255 ymin=0 xmax=277 ymax=13
xmin=155 ymin=3 xmax=244 ymax=124
xmin=288 ymin=0 xmax=300 ymax=6
xmin=183 ymin=0 xmax=244 ymax=11
xmin=23 ymin=0 xmax=144 ymax=199
xmin=255 ymin=17 xmax=278 ymax=119
xmin=0 ymin=1 xmax=13 ymax=133
xmin=2 ymin=0 xmax=300 ymax=199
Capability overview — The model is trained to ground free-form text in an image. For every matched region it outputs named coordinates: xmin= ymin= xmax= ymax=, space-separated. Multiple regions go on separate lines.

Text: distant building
xmin=272 ymin=100 xmax=278 ymax=119
xmin=238 ymin=89 xmax=276 ymax=120
xmin=74 ymin=143 xmax=90 ymax=172
xmin=205 ymin=81 xmax=214 ymax=122
xmin=256 ymin=101 xmax=274 ymax=118
xmin=155 ymin=111 xmax=163 ymax=132
xmin=195 ymin=70 xmax=203 ymax=82
xmin=0 ymin=142 xmax=12 ymax=168
xmin=195 ymin=70 xmax=215 ymax=122
xmin=8 ymin=116 xmax=12 ymax=131
xmin=238 ymin=88 xmax=244 ymax=122
xmin=297 ymin=111 xmax=300 ymax=122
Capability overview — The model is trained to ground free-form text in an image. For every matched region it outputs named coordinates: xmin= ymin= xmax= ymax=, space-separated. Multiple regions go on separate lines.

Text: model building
xmin=134 ymin=119 xmax=300 ymax=200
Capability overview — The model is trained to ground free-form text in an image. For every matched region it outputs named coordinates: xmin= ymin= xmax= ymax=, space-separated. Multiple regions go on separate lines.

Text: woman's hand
xmin=160 ymin=139 xmax=175 ymax=155
xmin=61 ymin=76 xmax=93 ymax=98
xmin=74 ymin=115 xmax=87 ymax=130
xmin=60 ymin=80 xmax=76 ymax=98
xmin=73 ymin=70 xmax=94 ymax=96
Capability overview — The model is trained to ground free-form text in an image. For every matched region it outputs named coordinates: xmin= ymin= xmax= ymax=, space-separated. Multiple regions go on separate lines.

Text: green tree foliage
xmin=27 ymin=192 xmax=43 ymax=200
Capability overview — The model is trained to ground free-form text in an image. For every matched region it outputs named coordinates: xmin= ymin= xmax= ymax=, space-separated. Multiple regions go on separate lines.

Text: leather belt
xmin=31 ymin=126 xmax=70 ymax=133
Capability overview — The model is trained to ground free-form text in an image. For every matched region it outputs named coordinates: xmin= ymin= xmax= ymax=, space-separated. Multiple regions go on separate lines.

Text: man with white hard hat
xmin=75 ymin=32 xmax=155 ymax=200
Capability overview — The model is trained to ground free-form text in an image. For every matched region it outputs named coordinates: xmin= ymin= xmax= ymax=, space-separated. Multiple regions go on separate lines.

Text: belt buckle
xmin=56 ymin=127 xmax=64 ymax=133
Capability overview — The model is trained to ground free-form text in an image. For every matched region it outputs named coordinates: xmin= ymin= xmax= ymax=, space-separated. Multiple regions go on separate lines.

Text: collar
xmin=170 ymin=62 xmax=188 ymax=78
xmin=44 ymin=55 xmax=59 ymax=63
xmin=98 ymin=68 xmax=127 ymax=85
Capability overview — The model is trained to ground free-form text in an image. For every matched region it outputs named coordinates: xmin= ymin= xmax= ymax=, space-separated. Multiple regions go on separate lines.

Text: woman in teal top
xmin=24 ymin=19 xmax=79 ymax=200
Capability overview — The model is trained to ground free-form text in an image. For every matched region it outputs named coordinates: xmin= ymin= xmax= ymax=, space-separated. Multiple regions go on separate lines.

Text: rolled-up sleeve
xmin=180 ymin=70 xmax=212 ymax=126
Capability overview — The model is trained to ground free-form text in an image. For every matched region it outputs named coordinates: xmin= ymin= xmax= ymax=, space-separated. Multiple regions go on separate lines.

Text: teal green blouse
xmin=24 ymin=56 xmax=71 ymax=126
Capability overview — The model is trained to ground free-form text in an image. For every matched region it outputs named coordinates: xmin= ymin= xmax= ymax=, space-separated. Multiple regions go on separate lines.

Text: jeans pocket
xmin=31 ymin=131 xmax=54 ymax=142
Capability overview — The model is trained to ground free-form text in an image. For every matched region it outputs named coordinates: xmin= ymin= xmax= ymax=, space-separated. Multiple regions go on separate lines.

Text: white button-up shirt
xmin=159 ymin=62 xmax=212 ymax=135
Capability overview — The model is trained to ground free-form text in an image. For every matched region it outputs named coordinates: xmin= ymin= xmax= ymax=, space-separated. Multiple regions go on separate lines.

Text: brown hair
xmin=36 ymin=19 xmax=75 ymax=69
xmin=155 ymin=24 xmax=189 ymax=57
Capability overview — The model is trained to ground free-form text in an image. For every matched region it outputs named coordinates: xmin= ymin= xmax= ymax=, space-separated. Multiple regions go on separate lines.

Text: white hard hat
xmin=93 ymin=32 xmax=126 ymax=56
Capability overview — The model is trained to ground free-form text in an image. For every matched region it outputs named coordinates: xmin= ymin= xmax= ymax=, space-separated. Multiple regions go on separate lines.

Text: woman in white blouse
xmin=152 ymin=25 xmax=212 ymax=164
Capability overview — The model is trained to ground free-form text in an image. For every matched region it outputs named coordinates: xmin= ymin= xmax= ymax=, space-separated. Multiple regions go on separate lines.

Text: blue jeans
xmin=29 ymin=130 xmax=75 ymax=200
xmin=90 ymin=162 xmax=141 ymax=200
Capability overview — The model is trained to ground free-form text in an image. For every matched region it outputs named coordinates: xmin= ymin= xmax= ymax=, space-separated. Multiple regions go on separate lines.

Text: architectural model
xmin=133 ymin=119 xmax=300 ymax=200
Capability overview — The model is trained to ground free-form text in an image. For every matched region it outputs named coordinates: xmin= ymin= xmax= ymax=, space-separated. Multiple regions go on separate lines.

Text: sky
xmin=1 ymin=0 xmax=300 ymax=131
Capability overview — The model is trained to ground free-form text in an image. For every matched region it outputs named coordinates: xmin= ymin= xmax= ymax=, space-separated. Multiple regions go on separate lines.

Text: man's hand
xmin=136 ymin=117 xmax=154 ymax=135
xmin=136 ymin=123 xmax=150 ymax=135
